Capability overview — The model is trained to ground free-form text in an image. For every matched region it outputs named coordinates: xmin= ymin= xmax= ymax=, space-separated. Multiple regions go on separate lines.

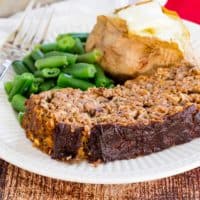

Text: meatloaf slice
xmin=22 ymin=64 xmax=200 ymax=163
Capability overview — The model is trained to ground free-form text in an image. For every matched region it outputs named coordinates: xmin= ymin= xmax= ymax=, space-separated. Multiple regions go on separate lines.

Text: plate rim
xmin=1 ymin=140 xmax=200 ymax=184
xmin=0 ymin=19 xmax=200 ymax=184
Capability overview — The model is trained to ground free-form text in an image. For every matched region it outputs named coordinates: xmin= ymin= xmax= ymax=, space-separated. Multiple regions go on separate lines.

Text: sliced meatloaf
xmin=22 ymin=64 xmax=200 ymax=163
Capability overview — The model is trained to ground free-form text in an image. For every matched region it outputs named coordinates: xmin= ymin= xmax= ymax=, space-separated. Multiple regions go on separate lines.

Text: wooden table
xmin=0 ymin=159 xmax=200 ymax=199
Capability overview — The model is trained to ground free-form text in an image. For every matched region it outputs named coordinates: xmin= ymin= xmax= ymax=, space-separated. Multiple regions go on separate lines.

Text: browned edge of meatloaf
xmin=52 ymin=124 xmax=84 ymax=160
xmin=51 ymin=105 xmax=200 ymax=163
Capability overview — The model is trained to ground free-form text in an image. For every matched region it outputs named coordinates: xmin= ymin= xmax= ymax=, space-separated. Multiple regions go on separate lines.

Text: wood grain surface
xmin=0 ymin=159 xmax=200 ymax=200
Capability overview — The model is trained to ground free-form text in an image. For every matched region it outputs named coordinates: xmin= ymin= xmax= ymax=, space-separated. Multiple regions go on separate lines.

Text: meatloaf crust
xmin=52 ymin=124 xmax=83 ymax=160
xmin=87 ymin=105 xmax=200 ymax=162
xmin=22 ymin=64 xmax=200 ymax=163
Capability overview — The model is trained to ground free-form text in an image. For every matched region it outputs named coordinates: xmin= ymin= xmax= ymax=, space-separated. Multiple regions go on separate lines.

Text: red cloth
xmin=165 ymin=0 xmax=200 ymax=24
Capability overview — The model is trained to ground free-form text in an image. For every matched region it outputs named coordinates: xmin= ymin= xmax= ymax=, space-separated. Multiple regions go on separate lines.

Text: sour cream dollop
xmin=115 ymin=0 xmax=190 ymax=52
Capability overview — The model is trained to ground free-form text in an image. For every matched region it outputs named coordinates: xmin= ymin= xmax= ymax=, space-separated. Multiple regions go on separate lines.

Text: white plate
xmin=0 ymin=7 xmax=200 ymax=184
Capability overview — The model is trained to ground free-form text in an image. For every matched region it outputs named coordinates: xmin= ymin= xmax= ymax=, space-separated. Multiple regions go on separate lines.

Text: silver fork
xmin=0 ymin=0 xmax=54 ymax=81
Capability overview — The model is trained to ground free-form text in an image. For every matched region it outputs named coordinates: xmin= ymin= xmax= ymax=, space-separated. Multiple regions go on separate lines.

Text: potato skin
xmin=86 ymin=16 xmax=184 ymax=79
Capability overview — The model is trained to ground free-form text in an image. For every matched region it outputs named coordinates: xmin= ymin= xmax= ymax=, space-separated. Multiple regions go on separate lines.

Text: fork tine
xmin=13 ymin=0 xmax=37 ymax=46
xmin=0 ymin=0 xmax=54 ymax=81
xmin=22 ymin=6 xmax=50 ymax=50
xmin=20 ymin=2 xmax=42 ymax=49
xmin=31 ymin=7 xmax=54 ymax=46
xmin=39 ymin=8 xmax=55 ymax=44
xmin=7 ymin=0 xmax=37 ymax=44
xmin=13 ymin=12 xmax=34 ymax=47
xmin=18 ymin=5 xmax=54 ymax=50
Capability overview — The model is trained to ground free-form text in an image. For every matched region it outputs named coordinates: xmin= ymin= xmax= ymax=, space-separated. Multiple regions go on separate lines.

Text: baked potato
xmin=86 ymin=1 xmax=190 ymax=79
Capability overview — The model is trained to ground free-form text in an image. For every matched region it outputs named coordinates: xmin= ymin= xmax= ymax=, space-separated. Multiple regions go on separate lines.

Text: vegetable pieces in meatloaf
xmin=22 ymin=64 xmax=200 ymax=163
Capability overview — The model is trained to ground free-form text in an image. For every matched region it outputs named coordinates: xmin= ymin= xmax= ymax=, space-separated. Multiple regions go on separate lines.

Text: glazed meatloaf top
xmin=22 ymin=64 xmax=200 ymax=161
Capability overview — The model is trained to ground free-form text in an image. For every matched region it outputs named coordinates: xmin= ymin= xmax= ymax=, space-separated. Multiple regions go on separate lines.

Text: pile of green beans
xmin=4 ymin=32 xmax=115 ymax=124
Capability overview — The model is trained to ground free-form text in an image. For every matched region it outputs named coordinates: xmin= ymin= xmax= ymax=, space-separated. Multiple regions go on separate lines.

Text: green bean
xmin=57 ymin=36 xmax=85 ymax=54
xmin=12 ymin=60 xmax=29 ymax=74
xmin=31 ymin=48 xmax=44 ymax=60
xmin=23 ymin=55 xmax=36 ymax=73
xmin=58 ymin=33 xmax=89 ymax=42
xmin=62 ymin=63 xmax=96 ymax=79
xmin=8 ymin=73 xmax=34 ymax=101
xmin=34 ymin=44 xmax=42 ymax=49
xmin=4 ymin=81 xmax=13 ymax=95
xmin=19 ymin=73 xmax=35 ymax=94
xmin=18 ymin=112 xmax=24 ymax=125
xmin=57 ymin=73 xmax=95 ymax=90
xmin=40 ymin=42 xmax=58 ymax=53
xmin=56 ymin=35 xmax=76 ymax=51
xmin=18 ymin=73 xmax=35 ymax=97
xmin=8 ymin=76 xmax=23 ymax=101
xmin=44 ymin=51 xmax=77 ymax=64
xmin=27 ymin=82 xmax=39 ymax=96
xmin=77 ymin=49 xmax=103 ymax=64
xmin=34 ymin=77 xmax=44 ymax=84
xmin=72 ymin=38 xmax=85 ymax=54
xmin=11 ymin=94 xmax=27 ymax=112
xmin=44 ymin=51 xmax=64 ymax=57
xmin=34 ymin=68 xmax=60 ymax=78
xmin=39 ymin=79 xmax=55 ymax=92
xmin=95 ymin=65 xmax=114 ymax=87
xmin=107 ymin=83 xmax=115 ymax=88
xmin=35 ymin=56 xmax=68 ymax=70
